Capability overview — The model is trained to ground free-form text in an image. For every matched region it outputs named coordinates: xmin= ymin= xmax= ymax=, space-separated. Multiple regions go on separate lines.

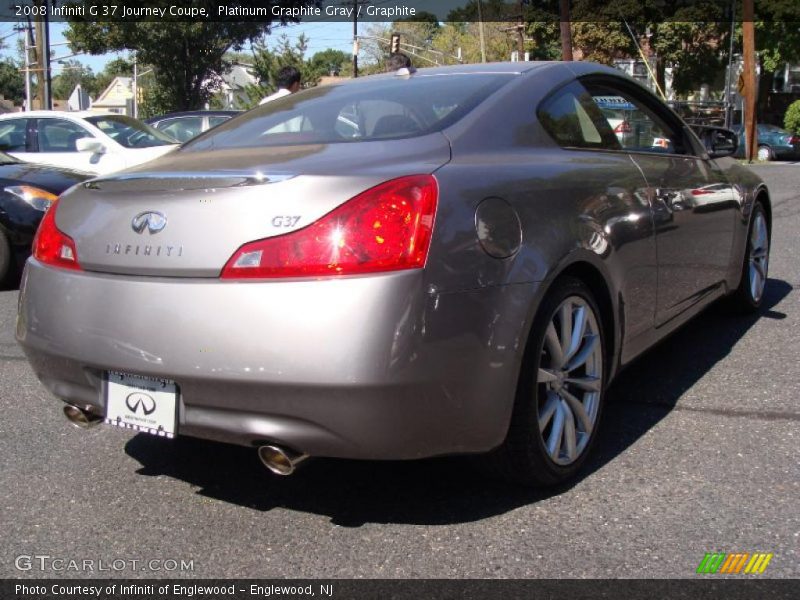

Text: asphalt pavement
xmin=0 ymin=164 xmax=797 ymax=579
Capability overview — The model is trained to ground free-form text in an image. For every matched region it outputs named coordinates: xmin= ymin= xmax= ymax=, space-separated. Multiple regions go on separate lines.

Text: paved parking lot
xmin=0 ymin=164 xmax=797 ymax=579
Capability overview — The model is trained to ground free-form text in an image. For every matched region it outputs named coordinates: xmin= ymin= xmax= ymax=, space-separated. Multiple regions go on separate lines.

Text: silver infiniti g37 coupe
xmin=16 ymin=62 xmax=771 ymax=486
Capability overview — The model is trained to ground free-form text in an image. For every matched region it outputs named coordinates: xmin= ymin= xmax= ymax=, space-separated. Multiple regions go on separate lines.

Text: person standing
xmin=259 ymin=66 xmax=302 ymax=105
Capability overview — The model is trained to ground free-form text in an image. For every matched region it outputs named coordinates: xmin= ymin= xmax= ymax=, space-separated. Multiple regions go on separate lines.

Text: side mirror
xmin=75 ymin=137 xmax=105 ymax=154
xmin=692 ymin=126 xmax=738 ymax=159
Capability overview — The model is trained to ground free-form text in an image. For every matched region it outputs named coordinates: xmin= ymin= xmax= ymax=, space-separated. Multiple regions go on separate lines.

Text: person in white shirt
xmin=259 ymin=66 xmax=302 ymax=105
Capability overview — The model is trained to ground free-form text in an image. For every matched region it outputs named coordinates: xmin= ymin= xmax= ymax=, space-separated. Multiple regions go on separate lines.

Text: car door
xmin=534 ymin=80 xmax=658 ymax=349
xmin=581 ymin=76 xmax=737 ymax=325
xmin=0 ymin=118 xmax=33 ymax=159
xmin=32 ymin=118 xmax=99 ymax=172
xmin=35 ymin=118 xmax=128 ymax=175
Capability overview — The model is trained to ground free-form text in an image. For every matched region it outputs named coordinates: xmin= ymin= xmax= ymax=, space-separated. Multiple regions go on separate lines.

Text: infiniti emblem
xmin=125 ymin=392 xmax=157 ymax=415
xmin=132 ymin=211 xmax=167 ymax=234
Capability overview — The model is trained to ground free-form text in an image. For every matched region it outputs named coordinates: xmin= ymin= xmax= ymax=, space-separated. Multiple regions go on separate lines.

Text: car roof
xmin=147 ymin=110 xmax=240 ymax=120
xmin=0 ymin=110 xmax=114 ymax=119
xmin=356 ymin=61 xmax=556 ymax=83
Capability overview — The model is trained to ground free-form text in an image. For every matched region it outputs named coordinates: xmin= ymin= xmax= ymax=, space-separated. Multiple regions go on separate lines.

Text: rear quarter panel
xmin=427 ymin=66 xmax=659 ymax=373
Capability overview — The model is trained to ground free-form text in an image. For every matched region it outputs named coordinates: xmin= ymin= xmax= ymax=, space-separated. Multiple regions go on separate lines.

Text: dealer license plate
xmin=105 ymin=371 xmax=178 ymax=438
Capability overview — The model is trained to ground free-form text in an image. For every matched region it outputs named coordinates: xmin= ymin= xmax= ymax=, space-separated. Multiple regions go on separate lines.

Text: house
xmin=91 ymin=77 xmax=133 ymax=115
xmin=212 ymin=64 xmax=257 ymax=109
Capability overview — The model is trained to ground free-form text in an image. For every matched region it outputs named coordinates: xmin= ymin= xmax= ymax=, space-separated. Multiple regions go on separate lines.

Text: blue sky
xmin=0 ymin=20 xmax=359 ymax=75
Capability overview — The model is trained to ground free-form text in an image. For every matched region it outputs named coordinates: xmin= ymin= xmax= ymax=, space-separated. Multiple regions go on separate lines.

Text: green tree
xmin=245 ymin=33 xmax=310 ymax=102
xmin=307 ymin=49 xmax=350 ymax=78
xmin=65 ymin=1 xmax=315 ymax=113
xmin=753 ymin=1 xmax=800 ymax=116
xmin=784 ymin=100 xmax=800 ymax=133
xmin=519 ymin=0 xmax=737 ymax=99
xmin=0 ymin=60 xmax=24 ymax=104
xmin=51 ymin=59 xmax=97 ymax=100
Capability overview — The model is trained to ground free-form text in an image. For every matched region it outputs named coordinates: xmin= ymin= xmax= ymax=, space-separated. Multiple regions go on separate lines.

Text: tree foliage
xmin=64 ymin=1 xmax=316 ymax=113
xmin=238 ymin=35 xmax=349 ymax=110
xmin=307 ymin=48 xmax=350 ymax=78
xmin=50 ymin=57 xmax=136 ymax=103
xmin=784 ymin=100 xmax=800 ymax=134
xmin=52 ymin=59 xmax=96 ymax=100
xmin=0 ymin=60 xmax=24 ymax=104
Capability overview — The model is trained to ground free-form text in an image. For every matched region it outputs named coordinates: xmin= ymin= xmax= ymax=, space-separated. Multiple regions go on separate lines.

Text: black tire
xmin=0 ymin=229 xmax=11 ymax=288
xmin=726 ymin=202 xmax=770 ymax=314
xmin=484 ymin=276 xmax=607 ymax=487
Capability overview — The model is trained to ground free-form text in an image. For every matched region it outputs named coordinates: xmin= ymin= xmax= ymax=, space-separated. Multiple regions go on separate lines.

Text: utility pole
xmin=560 ymin=0 xmax=573 ymax=61
xmin=477 ymin=0 xmax=487 ymax=63
xmin=33 ymin=0 xmax=52 ymax=110
xmin=34 ymin=16 xmax=44 ymax=109
xmin=42 ymin=2 xmax=52 ymax=110
xmin=132 ymin=53 xmax=138 ymax=119
xmin=17 ymin=21 xmax=35 ymax=111
xmin=742 ymin=0 xmax=756 ymax=162
xmin=343 ymin=1 xmax=369 ymax=78
xmin=352 ymin=4 xmax=358 ymax=78
xmin=501 ymin=2 xmax=527 ymax=61
xmin=724 ymin=0 xmax=736 ymax=129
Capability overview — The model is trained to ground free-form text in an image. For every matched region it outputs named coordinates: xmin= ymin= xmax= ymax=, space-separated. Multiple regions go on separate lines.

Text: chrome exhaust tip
xmin=257 ymin=445 xmax=309 ymax=476
xmin=63 ymin=405 xmax=103 ymax=429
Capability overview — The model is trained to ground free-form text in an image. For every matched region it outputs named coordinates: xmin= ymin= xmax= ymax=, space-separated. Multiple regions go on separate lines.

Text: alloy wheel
xmin=749 ymin=210 xmax=769 ymax=303
xmin=536 ymin=296 xmax=603 ymax=466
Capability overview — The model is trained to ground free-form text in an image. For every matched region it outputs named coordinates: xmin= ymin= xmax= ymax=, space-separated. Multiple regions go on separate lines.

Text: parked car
xmin=595 ymin=96 xmax=668 ymax=150
xmin=145 ymin=111 xmax=240 ymax=143
xmin=733 ymin=123 xmax=800 ymax=161
xmin=0 ymin=153 xmax=89 ymax=284
xmin=16 ymin=62 xmax=771 ymax=487
xmin=0 ymin=111 xmax=179 ymax=175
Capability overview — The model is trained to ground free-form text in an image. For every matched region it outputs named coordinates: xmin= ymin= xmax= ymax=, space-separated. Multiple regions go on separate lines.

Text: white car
xmin=0 ymin=111 xmax=178 ymax=175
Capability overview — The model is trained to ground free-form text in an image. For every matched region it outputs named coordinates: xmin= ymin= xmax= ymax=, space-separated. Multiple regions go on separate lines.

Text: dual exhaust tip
xmin=257 ymin=445 xmax=309 ymax=476
xmin=63 ymin=405 xmax=103 ymax=429
xmin=63 ymin=404 xmax=308 ymax=476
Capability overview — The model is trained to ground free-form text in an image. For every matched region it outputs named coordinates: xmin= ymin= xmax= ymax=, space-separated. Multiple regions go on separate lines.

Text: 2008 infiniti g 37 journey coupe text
xmin=16 ymin=62 xmax=770 ymax=486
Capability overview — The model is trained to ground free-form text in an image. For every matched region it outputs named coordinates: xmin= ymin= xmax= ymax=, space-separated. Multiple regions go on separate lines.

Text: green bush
xmin=784 ymin=100 xmax=800 ymax=134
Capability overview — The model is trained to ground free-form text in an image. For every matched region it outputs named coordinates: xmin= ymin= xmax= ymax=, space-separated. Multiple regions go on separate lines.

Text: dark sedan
xmin=145 ymin=110 xmax=240 ymax=143
xmin=0 ymin=153 xmax=88 ymax=284
xmin=17 ymin=62 xmax=770 ymax=487
xmin=734 ymin=124 xmax=800 ymax=161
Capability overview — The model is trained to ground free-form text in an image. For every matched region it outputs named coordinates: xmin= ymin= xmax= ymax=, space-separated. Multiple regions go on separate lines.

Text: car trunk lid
xmin=54 ymin=135 xmax=451 ymax=277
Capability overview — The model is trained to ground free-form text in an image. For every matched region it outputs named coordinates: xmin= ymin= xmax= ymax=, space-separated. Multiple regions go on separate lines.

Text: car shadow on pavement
xmin=125 ymin=278 xmax=792 ymax=527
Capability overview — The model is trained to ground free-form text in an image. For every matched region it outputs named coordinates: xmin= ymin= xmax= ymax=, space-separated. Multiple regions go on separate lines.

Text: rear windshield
xmin=182 ymin=73 xmax=515 ymax=151
xmin=85 ymin=115 xmax=176 ymax=148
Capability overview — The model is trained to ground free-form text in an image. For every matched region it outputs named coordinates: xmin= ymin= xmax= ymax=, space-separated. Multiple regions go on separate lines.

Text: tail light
xmin=789 ymin=135 xmax=800 ymax=144
xmin=221 ymin=174 xmax=438 ymax=280
xmin=614 ymin=121 xmax=631 ymax=134
xmin=32 ymin=199 xmax=82 ymax=271
xmin=652 ymin=137 xmax=670 ymax=149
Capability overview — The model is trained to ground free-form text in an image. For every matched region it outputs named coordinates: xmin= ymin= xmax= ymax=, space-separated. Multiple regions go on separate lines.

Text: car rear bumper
xmin=772 ymin=145 xmax=800 ymax=160
xmin=16 ymin=260 xmax=538 ymax=459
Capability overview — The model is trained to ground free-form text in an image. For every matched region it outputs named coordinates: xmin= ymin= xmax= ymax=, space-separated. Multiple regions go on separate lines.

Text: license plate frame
xmin=104 ymin=371 xmax=178 ymax=438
